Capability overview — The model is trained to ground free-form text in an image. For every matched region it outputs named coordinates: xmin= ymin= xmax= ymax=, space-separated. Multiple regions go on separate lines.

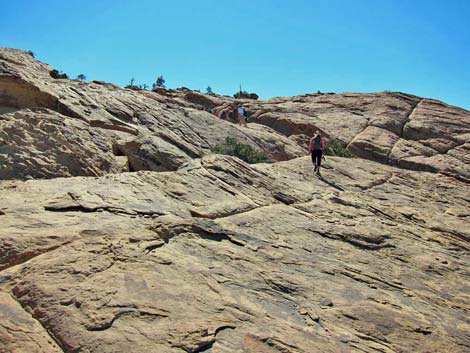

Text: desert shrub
xmin=76 ymin=74 xmax=86 ymax=81
xmin=325 ymin=139 xmax=354 ymax=157
xmin=27 ymin=50 xmax=35 ymax=58
xmin=153 ymin=76 xmax=166 ymax=89
xmin=211 ymin=137 xmax=270 ymax=164
xmin=233 ymin=91 xmax=258 ymax=100
xmin=49 ymin=69 xmax=68 ymax=79
xmin=125 ymin=85 xmax=142 ymax=91
xmin=125 ymin=78 xmax=144 ymax=90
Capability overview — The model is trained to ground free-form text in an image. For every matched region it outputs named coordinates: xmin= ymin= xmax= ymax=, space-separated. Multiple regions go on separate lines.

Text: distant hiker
xmin=238 ymin=103 xmax=248 ymax=127
xmin=308 ymin=131 xmax=326 ymax=175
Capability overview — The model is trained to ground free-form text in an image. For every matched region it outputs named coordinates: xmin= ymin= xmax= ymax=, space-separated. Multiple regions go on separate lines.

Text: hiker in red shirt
xmin=308 ymin=131 xmax=326 ymax=175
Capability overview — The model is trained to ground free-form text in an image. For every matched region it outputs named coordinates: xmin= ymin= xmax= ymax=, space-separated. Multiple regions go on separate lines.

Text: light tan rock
xmin=348 ymin=126 xmax=399 ymax=162
xmin=0 ymin=48 xmax=469 ymax=353
xmin=0 ymin=155 xmax=468 ymax=353
xmin=0 ymin=49 xmax=305 ymax=178
xmin=0 ymin=108 xmax=126 ymax=179
xmin=118 ymin=134 xmax=192 ymax=172
xmin=3 ymin=48 xmax=469 ymax=179
xmin=222 ymin=92 xmax=470 ymax=179
xmin=0 ymin=292 xmax=62 ymax=353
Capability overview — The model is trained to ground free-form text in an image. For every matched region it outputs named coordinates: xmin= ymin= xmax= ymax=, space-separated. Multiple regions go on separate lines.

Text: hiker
xmin=237 ymin=103 xmax=248 ymax=127
xmin=308 ymin=130 xmax=326 ymax=175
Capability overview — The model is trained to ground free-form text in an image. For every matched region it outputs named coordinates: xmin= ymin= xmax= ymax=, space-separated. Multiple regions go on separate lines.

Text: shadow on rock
xmin=316 ymin=174 xmax=345 ymax=191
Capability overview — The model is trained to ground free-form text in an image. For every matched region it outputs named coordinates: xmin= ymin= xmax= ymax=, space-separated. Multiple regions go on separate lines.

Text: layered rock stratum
xmin=0 ymin=48 xmax=469 ymax=353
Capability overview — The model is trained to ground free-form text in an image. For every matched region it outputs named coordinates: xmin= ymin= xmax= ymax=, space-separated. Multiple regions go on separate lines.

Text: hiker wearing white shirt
xmin=237 ymin=104 xmax=248 ymax=127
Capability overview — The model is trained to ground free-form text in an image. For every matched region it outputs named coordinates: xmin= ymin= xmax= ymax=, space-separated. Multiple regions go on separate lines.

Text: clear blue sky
xmin=1 ymin=0 xmax=469 ymax=109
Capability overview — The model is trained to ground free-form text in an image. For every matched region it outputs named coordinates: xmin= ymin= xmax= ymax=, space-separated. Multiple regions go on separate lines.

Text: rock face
xmin=0 ymin=48 xmax=469 ymax=353
xmin=1 ymin=156 xmax=469 ymax=353
xmin=2 ymin=48 xmax=468 ymax=180
xmin=240 ymin=93 xmax=470 ymax=182
xmin=0 ymin=48 xmax=305 ymax=179
xmin=0 ymin=109 xmax=125 ymax=179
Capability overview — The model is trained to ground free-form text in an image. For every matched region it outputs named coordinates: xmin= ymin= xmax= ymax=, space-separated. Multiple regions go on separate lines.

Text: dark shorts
xmin=311 ymin=150 xmax=323 ymax=167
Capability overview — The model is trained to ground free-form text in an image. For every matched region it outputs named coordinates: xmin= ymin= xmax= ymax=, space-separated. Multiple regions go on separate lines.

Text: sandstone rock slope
xmin=0 ymin=49 xmax=469 ymax=353
xmin=240 ymin=92 xmax=470 ymax=182
xmin=0 ymin=48 xmax=304 ymax=179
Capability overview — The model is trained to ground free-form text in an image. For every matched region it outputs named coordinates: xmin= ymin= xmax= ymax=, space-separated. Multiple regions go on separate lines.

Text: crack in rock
xmin=86 ymin=309 xmax=169 ymax=331
xmin=8 ymin=291 xmax=68 ymax=353
xmin=149 ymin=219 xmax=262 ymax=250
xmin=44 ymin=192 xmax=165 ymax=217
xmin=0 ymin=239 xmax=75 ymax=271
xmin=174 ymin=325 xmax=237 ymax=353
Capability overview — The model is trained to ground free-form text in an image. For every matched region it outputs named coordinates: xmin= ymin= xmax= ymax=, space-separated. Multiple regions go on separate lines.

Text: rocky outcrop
xmin=0 ymin=49 xmax=304 ymax=179
xmin=0 ymin=48 xmax=469 ymax=353
xmin=237 ymin=93 xmax=470 ymax=181
xmin=117 ymin=134 xmax=192 ymax=172
xmin=2 ymin=48 xmax=469 ymax=181
xmin=0 ymin=155 xmax=469 ymax=352
xmin=0 ymin=109 xmax=126 ymax=179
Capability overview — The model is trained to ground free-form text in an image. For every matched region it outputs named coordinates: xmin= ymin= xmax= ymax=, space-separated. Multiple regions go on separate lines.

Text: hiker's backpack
xmin=312 ymin=135 xmax=322 ymax=149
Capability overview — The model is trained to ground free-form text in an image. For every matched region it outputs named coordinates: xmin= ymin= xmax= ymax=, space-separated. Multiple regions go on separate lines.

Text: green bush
xmin=49 ymin=69 xmax=68 ymax=79
xmin=325 ymin=139 xmax=354 ymax=157
xmin=233 ymin=91 xmax=259 ymax=100
xmin=211 ymin=137 xmax=270 ymax=164
xmin=76 ymin=74 xmax=86 ymax=81
xmin=153 ymin=75 xmax=166 ymax=89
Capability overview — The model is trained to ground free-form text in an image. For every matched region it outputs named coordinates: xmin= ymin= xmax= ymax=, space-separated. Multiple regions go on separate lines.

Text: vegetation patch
xmin=211 ymin=137 xmax=270 ymax=164
xmin=49 ymin=69 xmax=69 ymax=79
xmin=325 ymin=139 xmax=354 ymax=157
xmin=233 ymin=91 xmax=259 ymax=100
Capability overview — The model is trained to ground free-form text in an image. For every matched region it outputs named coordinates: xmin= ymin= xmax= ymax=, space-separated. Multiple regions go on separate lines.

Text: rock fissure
xmin=176 ymin=325 xmax=237 ymax=353
xmin=386 ymin=98 xmax=424 ymax=161
xmin=399 ymin=99 xmax=423 ymax=139
xmin=357 ymin=173 xmax=394 ymax=190
xmin=340 ymin=267 xmax=405 ymax=290
xmin=89 ymin=119 xmax=139 ymax=136
xmin=313 ymin=230 xmax=394 ymax=251
xmin=86 ymin=309 xmax=168 ymax=332
xmin=150 ymin=220 xmax=251 ymax=250
xmin=7 ymin=292 xmax=67 ymax=353
xmin=44 ymin=202 xmax=165 ymax=218
xmin=0 ymin=239 xmax=76 ymax=271
xmin=155 ymin=130 xmax=202 ymax=158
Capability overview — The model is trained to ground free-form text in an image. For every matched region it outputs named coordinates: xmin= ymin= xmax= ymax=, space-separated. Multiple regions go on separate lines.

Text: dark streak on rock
xmin=187 ymin=325 xmax=236 ymax=353
xmin=8 ymin=292 xmax=69 ymax=353
xmin=86 ymin=309 xmax=168 ymax=332
xmin=45 ymin=204 xmax=165 ymax=218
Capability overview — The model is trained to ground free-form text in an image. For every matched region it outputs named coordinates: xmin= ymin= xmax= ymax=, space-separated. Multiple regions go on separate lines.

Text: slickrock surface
xmin=0 ymin=109 xmax=126 ymax=179
xmin=0 ymin=48 xmax=304 ymax=179
xmin=0 ymin=48 xmax=469 ymax=352
xmin=242 ymin=93 xmax=470 ymax=182
xmin=2 ymin=48 xmax=469 ymax=181
xmin=1 ymin=156 xmax=469 ymax=353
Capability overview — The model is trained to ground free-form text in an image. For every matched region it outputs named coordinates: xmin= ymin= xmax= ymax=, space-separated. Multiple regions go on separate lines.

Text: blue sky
xmin=1 ymin=0 xmax=469 ymax=109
